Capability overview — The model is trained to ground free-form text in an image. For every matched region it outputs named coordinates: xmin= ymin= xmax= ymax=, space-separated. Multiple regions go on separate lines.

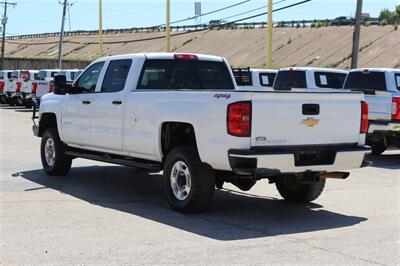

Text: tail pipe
xmin=321 ymin=172 xmax=350 ymax=180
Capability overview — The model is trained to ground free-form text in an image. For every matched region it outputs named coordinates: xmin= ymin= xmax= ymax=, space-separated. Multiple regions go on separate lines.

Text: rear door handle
xmin=112 ymin=101 xmax=122 ymax=105
xmin=82 ymin=101 xmax=91 ymax=105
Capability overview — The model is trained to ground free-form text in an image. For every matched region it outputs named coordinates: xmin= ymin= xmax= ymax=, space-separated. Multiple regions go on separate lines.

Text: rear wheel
xmin=164 ymin=146 xmax=215 ymax=213
xmin=41 ymin=128 xmax=72 ymax=176
xmin=276 ymin=175 xmax=325 ymax=203
xmin=370 ymin=142 xmax=387 ymax=156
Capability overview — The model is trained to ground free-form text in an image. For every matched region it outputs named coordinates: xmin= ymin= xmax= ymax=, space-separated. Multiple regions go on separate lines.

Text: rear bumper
xmin=228 ymin=145 xmax=371 ymax=176
xmin=368 ymin=121 xmax=400 ymax=133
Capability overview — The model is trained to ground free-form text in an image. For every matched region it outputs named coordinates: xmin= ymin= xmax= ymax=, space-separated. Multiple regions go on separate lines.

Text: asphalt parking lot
xmin=1 ymin=105 xmax=399 ymax=265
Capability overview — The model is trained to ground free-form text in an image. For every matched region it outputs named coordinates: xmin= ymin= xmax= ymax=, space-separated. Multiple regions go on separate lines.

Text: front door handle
xmin=112 ymin=100 xmax=122 ymax=105
xmin=82 ymin=101 xmax=91 ymax=105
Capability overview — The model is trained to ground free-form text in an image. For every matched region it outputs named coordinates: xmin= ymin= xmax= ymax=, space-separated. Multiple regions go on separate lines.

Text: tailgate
xmin=21 ymin=81 xmax=32 ymax=94
xmin=364 ymin=92 xmax=392 ymax=121
xmin=36 ymin=81 xmax=51 ymax=98
xmin=251 ymin=92 xmax=362 ymax=147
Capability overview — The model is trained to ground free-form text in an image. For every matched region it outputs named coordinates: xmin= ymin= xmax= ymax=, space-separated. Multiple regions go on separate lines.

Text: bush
xmin=380 ymin=19 xmax=388 ymax=26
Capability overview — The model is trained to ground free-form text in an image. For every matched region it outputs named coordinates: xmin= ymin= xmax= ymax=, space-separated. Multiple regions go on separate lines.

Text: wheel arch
xmin=38 ymin=113 xmax=58 ymax=137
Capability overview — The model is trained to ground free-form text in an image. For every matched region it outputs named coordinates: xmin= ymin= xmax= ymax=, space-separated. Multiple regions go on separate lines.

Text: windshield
xmin=273 ymin=70 xmax=307 ymax=90
xmin=344 ymin=72 xmax=387 ymax=91
xmin=314 ymin=72 xmax=347 ymax=89
xmin=138 ymin=59 xmax=234 ymax=90
xmin=36 ymin=71 xmax=49 ymax=80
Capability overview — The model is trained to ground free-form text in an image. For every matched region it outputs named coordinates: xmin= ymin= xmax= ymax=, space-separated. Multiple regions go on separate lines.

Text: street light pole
xmin=1 ymin=0 xmax=17 ymax=70
xmin=166 ymin=0 xmax=171 ymax=52
xmin=351 ymin=0 xmax=363 ymax=69
xmin=267 ymin=0 xmax=273 ymax=68
xmin=57 ymin=0 xmax=67 ymax=69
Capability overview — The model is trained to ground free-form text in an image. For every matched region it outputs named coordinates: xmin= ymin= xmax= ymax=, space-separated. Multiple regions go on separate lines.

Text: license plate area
xmin=294 ymin=148 xmax=336 ymax=166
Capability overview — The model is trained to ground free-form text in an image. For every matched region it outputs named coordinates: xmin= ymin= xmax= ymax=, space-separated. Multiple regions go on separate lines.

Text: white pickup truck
xmin=34 ymin=69 xmax=82 ymax=105
xmin=343 ymin=68 xmax=400 ymax=155
xmin=273 ymin=67 xmax=348 ymax=91
xmin=5 ymin=70 xmax=38 ymax=106
xmin=32 ymin=53 xmax=370 ymax=213
xmin=232 ymin=68 xmax=277 ymax=91
xmin=0 ymin=70 xmax=13 ymax=104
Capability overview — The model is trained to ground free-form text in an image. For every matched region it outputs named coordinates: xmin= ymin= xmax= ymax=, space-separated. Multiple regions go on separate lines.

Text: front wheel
xmin=275 ymin=175 xmax=325 ymax=203
xmin=163 ymin=146 xmax=215 ymax=213
xmin=41 ymin=128 xmax=72 ymax=176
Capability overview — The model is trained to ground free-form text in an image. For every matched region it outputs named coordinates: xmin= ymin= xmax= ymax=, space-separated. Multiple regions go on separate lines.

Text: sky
xmin=2 ymin=0 xmax=399 ymax=36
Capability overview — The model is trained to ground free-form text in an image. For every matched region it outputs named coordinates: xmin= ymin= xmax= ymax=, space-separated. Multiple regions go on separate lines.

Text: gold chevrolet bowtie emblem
xmin=302 ymin=117 xmax=320 ymax=127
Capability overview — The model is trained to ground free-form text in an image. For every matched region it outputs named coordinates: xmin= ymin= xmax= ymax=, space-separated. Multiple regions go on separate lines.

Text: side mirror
xmin=53 ymin=75 xmax=67 ymax=95
xmin=66 ymin=85 xmax=84 ymax=94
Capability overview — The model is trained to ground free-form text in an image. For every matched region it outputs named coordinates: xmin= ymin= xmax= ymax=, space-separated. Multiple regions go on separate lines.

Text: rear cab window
xmin=11 ymin=71 xmax=20 ymax=79
xmin=138 ymin=59 xmax=234 ymax=90
xmin=259 ymin=73 xmax=276 ymax=87
xmin=273 ymin=70 xmax=306 ymax=90
xmin=344 ymin=71 xmax=387 ymax=93
xmin=314 ymin=72 xmax=347 ymax=89
xmin=395 ymin=73 xmax=400 ymax=90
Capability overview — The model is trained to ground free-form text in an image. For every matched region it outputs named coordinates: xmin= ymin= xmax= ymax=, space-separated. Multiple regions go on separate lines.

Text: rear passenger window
xmin=314 ymin=72 xmax=347 ymax=89
xmin=273 ymin=70 xmax=306 ymax=90
xmin=395 ymin=74 xmax=400 ymax=90
xmin=101 ymin=59 xmax=132 ymax=93
xmin=259 ymin=73 xmax=276 ymax=87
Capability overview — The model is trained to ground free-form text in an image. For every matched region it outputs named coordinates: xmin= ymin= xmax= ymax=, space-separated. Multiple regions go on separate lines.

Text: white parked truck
xmin=343 ymin=68 xmax=400 ymax=155
xmin=34 ymin=69 xmax=82 ymax=105
xmin=4 ymin=70 xmax=38 ymax=106
xmin=0 ymin=70 xmax=13 ymax=104
xmin=32 ymin=53 xmax=370 ymax=212
xmin=232 ymin=67 xmax=277 ymax=91
xmin=273 ymin=67 xmax=348 ymax=91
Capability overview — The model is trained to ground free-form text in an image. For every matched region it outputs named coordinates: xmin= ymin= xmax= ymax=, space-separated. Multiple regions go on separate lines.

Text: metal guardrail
xmin=5 ymin=18 xmax=383 ymax=41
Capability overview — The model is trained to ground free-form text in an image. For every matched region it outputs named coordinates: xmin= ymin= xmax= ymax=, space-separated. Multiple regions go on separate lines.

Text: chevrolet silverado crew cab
xmin=32 ymin=53 xmax=370 ymax=213
xmin=343 ymin=68 xmax=400 ymax=155
xmin=232 ymin=67 xmax=277 ymax=91
xmin=273 ymin=67 xmax=348 ymax=91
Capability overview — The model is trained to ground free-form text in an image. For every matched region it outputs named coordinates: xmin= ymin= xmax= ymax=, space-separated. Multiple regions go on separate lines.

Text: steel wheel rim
xmin=170 ymin=161 xmax=191 ymax=201
xmin=44 ymin=138 xmax=56 ymax=167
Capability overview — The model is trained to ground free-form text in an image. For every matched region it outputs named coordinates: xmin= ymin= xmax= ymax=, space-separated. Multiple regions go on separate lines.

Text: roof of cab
xmin=279 ymin=67 xmax=348 ymax=74
xmin=250 ymin=68 xmax=278 ymax=73
xmin=349 ymin=68 xmax=400 ymax=74
xmin=95 ymin=52 xmax=225 ymax=63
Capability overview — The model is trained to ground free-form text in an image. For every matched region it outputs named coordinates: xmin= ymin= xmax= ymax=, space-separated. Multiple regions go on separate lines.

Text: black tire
xmin=370 ymin=142 xmax=387 ymax=156
xmin=8 ymin=98 xmax=16 ymax=106
xmin=41 ymin=127 xmax=72 ymax=176
xmin=276 ymin=175 xmax=325 ymax=203
xmin=164 ymin=146 xmax=215 ymax=213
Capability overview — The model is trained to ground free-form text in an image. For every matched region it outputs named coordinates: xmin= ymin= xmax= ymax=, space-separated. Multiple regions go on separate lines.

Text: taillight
xmin=392 ymin=97 xmax=400 ymax=121
xmin=174 ymin=53 xmax=198 ymax=60
xmin=32 ymin=82 xmax=38 ymax=94
xmin=360 ymin=101 xmax=369 ymax=134
xmin=227 ymin=101 xmax=251 ymax=137
xmin=0 ymin=81 xmax=4 ymax=91
xmin=16 ymin=82 xmax=22 ymax=93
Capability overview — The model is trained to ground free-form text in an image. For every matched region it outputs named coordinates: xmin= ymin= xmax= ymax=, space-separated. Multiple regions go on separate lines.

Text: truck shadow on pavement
xmin=18 ymin=166 xmax=367 ymax=241
xmin=367 ymin=153 xmax=400 ymax=170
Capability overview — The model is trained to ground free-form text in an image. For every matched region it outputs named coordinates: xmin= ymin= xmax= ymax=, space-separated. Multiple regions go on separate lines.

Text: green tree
xmin=379 ymin=8 xmax=395 ymax=21
xmin=396 ymin=5 xmax=400 ymax=17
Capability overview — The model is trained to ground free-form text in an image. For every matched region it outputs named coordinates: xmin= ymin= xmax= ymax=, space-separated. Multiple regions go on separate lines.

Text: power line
xmin=220 ymin=0 xmax=288 ymax=21
xmin=5 ymin=0 xmax=312 ymax=46
xmin=154 ymin=0 xmax=252 ymax=27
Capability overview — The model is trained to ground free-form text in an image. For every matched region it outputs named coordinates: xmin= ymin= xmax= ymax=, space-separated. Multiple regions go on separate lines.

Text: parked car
xmin=343 ymin=68 xmax=400 ymax=155
xmin=15 ymin=70 xmax=39 ymax=107
xmin=330 ymin=16 xmax=354 ymax=26
xmin=4 ymin=70 xmax=38 ymax=106
xmin=33 ymin=53 xmax=370 ymax=213
xmin=0 ymin=70 xmax=13 ymax=104
xmin=273 ymin=67 xmax=348 ymax=91
xmin=34 ymin=69 xmax=82 ymax=105
xmin=232 ymin=67 xmax=277 ymax=91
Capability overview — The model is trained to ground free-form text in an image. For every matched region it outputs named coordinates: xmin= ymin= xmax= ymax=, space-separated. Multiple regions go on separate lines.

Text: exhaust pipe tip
xmin=321 ymin=172 xmax=350 ymax=180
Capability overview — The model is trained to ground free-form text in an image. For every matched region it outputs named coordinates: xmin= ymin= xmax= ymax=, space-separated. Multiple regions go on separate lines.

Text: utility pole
xmin=166 ymin=0 xmax=171 ymax=52
xmin=267 ymin=0 xmax=273 ymax=68
xmin=351 ymin=0 xmax=363 ymax=69
xmin=0 ymin=0 xmax=17 ymax=70
xmin=99 ymin=0 xmax=103 ymax=57
xmin=58 ymin=0 xmax=67 ymax=70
